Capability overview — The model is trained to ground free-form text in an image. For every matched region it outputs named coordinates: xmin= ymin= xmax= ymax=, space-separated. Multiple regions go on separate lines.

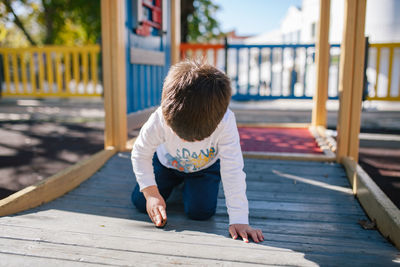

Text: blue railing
xmin=226 ymin=44 xmax=341 ymax=101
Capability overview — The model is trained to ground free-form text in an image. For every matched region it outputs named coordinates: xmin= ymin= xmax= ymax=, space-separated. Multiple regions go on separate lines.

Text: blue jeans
xmin=131 ymin=154 xmax=221 ymax=220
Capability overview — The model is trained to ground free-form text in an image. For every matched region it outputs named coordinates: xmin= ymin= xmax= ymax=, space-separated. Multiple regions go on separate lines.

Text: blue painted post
xmin=258 ymin=48 xmax=262 ymax=97
xmin=235 ymin=48 xmax=240 ymax=95
xmin=247 ymin=48 xmax=251 ymax=96
xmin=303 ymin=48 xmax=308 ymax=98
xmin=290 ymin=48 xmax=297 ymax=97
xmin=280 ymin=47 xmax=284 ymax=97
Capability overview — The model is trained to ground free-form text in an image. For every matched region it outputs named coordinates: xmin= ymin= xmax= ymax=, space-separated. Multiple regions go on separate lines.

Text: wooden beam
xmin=0 ymin=148 xmax=116 ymax=217
xmin=312 ymin=0 xmax=331 ymax=128
xmin=171 ymin=0 xmax=181 ymax=65
xmin=243 ymin=151 xmax=335 ymax=162
xmin=342 ymin=157 xmax=400 ymax=250
xmin=336 ymin=0 xmax=361 ymax=162
xmin=101 ymin=0 xmax=128 ymax=151
xmin=347 ymin=0 xmax=367 ymax=162
xmin=101 ymin=0 xmax=114 ymax=148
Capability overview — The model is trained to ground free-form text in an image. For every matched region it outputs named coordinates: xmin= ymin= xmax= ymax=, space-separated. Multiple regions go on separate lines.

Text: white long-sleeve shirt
xmin=131 ymin=107 xmax=249 ymax=225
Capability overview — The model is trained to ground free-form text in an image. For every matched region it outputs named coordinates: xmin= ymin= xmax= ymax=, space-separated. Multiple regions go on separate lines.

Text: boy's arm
xmin=218 ymin=111 xmax=264 ymax=242
xmin=131 ymin=109 xmax=167 ymax=227
xmin=131 ymin=109 xmax=164 ymax=191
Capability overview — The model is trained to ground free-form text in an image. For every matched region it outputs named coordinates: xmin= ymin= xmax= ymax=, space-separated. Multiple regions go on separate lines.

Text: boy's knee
xmin=185 ymin=206 xmax=216 ymax=220
xmin=131 ymin=187 xmax=146 ymax=213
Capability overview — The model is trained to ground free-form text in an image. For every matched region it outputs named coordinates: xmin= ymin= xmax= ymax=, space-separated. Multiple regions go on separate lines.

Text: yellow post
xmin=29 ymin=52 xmax=36 ymax=96
xmin=312 ymin=0 xmax=330 ymax=128
xmin=55 ymin=52 xmax=63 ymax=95
xmin=20 ymin=52 xmax=28 ymax=94
xmin=11 ymin=52 xmax=19 ymax=93
xmin=374 ymin=47 xmax=381 ymax=98
xmin=64 ymin=52 xmax=71 ymax=95
xmin=46 ymin=51 xmax=54 ymax=94
xmin=336 ymin=0 xmax=367 ymax=163
xmin=73 ymin=51 xmax=79 ymax=93
xmin=82 ymin=51 xmax=88 ymax=94
xmin=38 ymin=51 xmax=45 ymax=95
xmin=91 ymin=51 xmax=98 ymax=94
xmin=101 ymin=0 xmax=127 ymax=151
xmin=171 ymin=0 xmax=181 ymax=65
xmin=2 ymin=53 xmax=11 ymax=94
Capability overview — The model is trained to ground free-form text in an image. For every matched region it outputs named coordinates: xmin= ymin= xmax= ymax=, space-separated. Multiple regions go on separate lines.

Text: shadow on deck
xmin=1 ymin=153 xmax=399 ymax=266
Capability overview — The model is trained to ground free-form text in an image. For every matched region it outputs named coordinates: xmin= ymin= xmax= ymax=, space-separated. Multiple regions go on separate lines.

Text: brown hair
xmin=161 ymin=60 xmax=232 ymax=141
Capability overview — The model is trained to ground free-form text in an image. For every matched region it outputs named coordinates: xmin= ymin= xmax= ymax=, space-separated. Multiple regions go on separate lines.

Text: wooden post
xmin=336 ymin=0 xmax=367 ymax=162
xmin=312 ymin=0 xmax=331 ymax=128
xmin=171 ymin=0 xmax=181 ymax=65
xmin=101 ymin=0 xmax=127 ymax=151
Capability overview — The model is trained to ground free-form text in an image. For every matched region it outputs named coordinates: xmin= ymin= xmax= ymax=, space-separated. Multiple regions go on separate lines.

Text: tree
xmin=0 ymin=0 xmax=101 ymax=47
xmin=181 ymin=0 xmax=223 ymax=43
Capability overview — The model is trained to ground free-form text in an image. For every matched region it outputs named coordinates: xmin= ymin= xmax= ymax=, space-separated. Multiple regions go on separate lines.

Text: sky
xmin=213 ymin=0 xmax=303 ymax=36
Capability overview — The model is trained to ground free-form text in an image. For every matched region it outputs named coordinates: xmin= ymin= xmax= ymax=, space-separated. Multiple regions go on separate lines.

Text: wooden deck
xmin=1 ymin=153 xmax=399 ymax=266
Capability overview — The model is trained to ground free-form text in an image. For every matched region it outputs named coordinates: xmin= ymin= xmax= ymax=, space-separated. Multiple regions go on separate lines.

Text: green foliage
xmin=185 ymin=0 xmax=222 ymax=43
xmin=0 ymin=0 xmax=101 ymax=47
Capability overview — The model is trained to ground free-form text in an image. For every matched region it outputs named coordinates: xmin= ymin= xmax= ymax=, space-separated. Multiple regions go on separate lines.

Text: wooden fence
xmin=0 ymin=45 xmax=102 ymax=98
xmin=180 ymin=42 xmax=400 ymax=102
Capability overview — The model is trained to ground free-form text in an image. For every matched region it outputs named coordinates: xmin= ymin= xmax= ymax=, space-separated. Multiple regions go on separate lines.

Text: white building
xmin=246 ymin=0 xmax=400 ymax=45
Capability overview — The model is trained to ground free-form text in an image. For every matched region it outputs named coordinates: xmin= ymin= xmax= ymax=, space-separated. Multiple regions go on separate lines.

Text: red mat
xmin=239 ymin=127 xmax=323 ymax=154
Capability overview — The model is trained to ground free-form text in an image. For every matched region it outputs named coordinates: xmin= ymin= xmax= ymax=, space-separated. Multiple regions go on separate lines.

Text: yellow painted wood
xmin=0 ymin=148 xmax=116 ymax=217
xmin=37 ymin=51 xmax=45 ymax=95
xmin=2 ymin=53 xmax=11 ymax=94
xmin=109 ymin=0 xmax=128 ymax=151
xmin=312 ymin=0 xmax=331 ymax=128
xmin=171 ymin=0 xmax=181 ymax=65
xmin=29 ymin=52 xmax=36 ymax=95
xmin=11 ymin=52 xmax=19 ymax=93
xmin=91 ymin=51 xmax=97 ymax=93
xmin=0 ymin=46 xmax=100 ymax=98
xmin=387 ymin=47 xmax=394 ymax=97
xmin=336 ymin=0 xmax=357 ymax=162
xmin=20 ymin=52 xmax=28 ymax=94
xmin=342 ymin=157 xmax=400 ymax=250
xmin=82 ymin=51 xmax=89 ymax=93
xmin=55 ymin=52 xmax=63 ymax=95
xmin=46 ymin=51 xmax=54 ymax=94
xmin=347 ymin=0 xmax=367 ymax=162
xmin=101 ymin=0 xmax=114 ymax=149
xmin=64 ymin=52 xmax=71 ymax=95
xmin=73 ymin=51 xmax=79 ymax=94
xmin=374 ymin=47 xmax=381 ymax=98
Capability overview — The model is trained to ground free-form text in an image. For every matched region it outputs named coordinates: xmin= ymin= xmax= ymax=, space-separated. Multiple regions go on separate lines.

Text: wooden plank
xmin=110 ymin=0 xmax=127 ymax=151
xmin=312 ymin=0 xmax=330 ymax=128
xmin=244 ymin=151 xmax=335 ymax=162
xmin=342 ymin=157 xmax=400 ymax=250
xmin=171 ymin=0 xmax=181 ymax=65
xmin=237 ymin=122 xmax=310 ymax=128
xmin=0 ymin=148 xmax=116 ymax=217
xmin=101 ymin=0 xmax=114 ymax=149
xmin=336 ymin=0 xmax=357 ymax=161
xmin=1 ymin=155 xmax=398 ymax=265
xmin=347 ymin=0 xmax=367 ymax=162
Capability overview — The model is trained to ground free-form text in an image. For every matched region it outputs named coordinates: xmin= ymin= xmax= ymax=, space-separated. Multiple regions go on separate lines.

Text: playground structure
xmin=0 ymin=0 xmax=399 ymax=265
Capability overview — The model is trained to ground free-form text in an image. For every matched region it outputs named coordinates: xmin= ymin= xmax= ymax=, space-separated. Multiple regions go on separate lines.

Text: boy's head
xmin=161 ymin=60 xmax=232 ymax=142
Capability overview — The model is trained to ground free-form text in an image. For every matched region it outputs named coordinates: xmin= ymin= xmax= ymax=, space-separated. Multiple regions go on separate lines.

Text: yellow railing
xmin=0 ymin=45 xmax=102 ymax=98
xmin=367 ymin=43 xmax=400 ymax=101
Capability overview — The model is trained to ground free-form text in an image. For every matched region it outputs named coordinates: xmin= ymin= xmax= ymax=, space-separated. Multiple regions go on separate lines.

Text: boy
xmin=131 ymin=61 xmax=264 ymax=243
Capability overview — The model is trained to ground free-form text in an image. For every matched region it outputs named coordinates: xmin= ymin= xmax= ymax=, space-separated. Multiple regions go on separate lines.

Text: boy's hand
xmin=142 ymin=186 xmax=167 ymax=227
xmin=229 ymin=224 xmax=264 ymax=243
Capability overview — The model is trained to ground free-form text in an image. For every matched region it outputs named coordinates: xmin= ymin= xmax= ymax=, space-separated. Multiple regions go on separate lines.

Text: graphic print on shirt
xmin=165 ymin=146 xmax=216 ymax=172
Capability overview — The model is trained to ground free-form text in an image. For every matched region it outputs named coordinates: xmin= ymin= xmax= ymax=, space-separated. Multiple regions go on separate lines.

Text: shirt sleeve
xmin=131 ymin=109 xmax=165 ymax=191
xmin=217 ymin=111 xmax=249 ymax=225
